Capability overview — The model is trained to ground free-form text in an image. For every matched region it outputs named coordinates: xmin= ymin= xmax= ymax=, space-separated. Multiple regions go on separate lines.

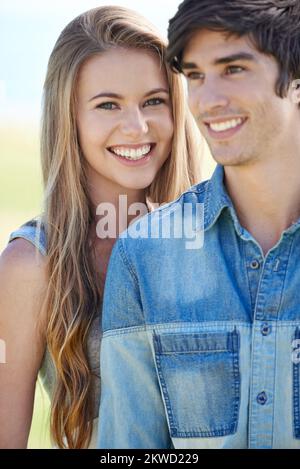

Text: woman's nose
xmin=120 ymin=108 xmax=149 ymax=138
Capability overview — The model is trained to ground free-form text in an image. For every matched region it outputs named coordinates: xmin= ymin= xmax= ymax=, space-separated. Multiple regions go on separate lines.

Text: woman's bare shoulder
xmin=0 ymin=237 xmax=48 ymax=328
xmin=0 ymin=237 xmax=47 ymax=280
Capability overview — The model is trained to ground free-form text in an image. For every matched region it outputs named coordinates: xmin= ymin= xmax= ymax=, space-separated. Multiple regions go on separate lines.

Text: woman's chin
xmin=118 ymin=176 xmax=156 ymax=192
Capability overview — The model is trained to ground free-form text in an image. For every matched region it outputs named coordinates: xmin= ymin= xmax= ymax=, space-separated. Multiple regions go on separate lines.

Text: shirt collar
xmin=203 ymin=164 xmax=300 ymax=238
xmin=203 ymin=164 xmax=244 ymax=235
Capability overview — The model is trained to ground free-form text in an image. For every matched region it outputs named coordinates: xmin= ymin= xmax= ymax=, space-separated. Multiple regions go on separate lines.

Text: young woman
xmin=0 ymin=6 xmax=201 ymax=448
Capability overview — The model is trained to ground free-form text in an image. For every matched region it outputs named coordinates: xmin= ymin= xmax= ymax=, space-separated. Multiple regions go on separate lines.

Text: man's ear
xmin=291 ymin=79 xmax=300 ymax=104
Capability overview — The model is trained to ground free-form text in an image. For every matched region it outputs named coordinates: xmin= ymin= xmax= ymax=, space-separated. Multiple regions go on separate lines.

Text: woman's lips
xmin=107 ymin=143 xmax=156 ymax=166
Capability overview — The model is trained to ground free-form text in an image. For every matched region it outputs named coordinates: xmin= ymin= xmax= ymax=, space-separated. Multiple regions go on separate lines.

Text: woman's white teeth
xmin=209 ymin=118 xmax=243 ymax=132
xmin=111 ymin=144 xmax=151 ymax=160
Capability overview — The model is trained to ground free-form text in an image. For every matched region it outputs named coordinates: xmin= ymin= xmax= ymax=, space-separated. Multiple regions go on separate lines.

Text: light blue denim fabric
xmin=98 ymin=165 xmax=300 ymax=449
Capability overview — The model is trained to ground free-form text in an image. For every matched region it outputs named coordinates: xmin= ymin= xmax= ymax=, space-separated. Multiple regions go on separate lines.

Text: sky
xmin=0 ymin=0 xmax=182 ymax=125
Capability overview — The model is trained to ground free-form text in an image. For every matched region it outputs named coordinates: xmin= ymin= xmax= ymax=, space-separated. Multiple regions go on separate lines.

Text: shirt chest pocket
xmin=153 ymin=329 xmax=241 ymax=438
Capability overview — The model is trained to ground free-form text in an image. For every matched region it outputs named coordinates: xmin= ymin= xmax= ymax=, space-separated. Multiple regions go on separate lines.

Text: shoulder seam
xmin=154 ymin=180 xmax=209 ymax=217
xmin=118 ymin=239 xmax=139 ymax=287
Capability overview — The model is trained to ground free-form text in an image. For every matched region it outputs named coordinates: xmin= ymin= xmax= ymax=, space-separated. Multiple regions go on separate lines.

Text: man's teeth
xmin=209 ymin=118 xmax=243 ymax=132
xmin=110 ymin=144 xmax=151 ymax=160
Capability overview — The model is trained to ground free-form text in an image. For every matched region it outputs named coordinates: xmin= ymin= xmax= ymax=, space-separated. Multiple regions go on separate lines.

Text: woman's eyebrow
xmin=143 ymin=88 xmax=169 ymax=97
xmin=89 ymin=92 xmax=122 ymax=102
xmin=89 ymin=88 xmax=169 ymax=101
xmin=89 ymin=88 xmax=169 ymax=102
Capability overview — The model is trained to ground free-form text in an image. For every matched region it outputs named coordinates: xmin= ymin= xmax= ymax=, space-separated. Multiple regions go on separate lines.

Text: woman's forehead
xmin=76 ymin=48 xmax=168 ymax=99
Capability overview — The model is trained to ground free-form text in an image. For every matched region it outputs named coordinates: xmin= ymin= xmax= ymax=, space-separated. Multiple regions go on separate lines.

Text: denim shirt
xmin=97 ymin=165 xmax=300 ymax=449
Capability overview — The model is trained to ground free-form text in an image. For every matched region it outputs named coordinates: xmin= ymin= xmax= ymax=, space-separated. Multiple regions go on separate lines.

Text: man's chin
xmin=210 ymin=151 xmax=252 ymax=167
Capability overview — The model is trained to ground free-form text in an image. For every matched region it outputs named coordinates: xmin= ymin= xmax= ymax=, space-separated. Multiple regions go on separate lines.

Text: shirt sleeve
xmin=97 ymin=239 xmax=172 ymax=449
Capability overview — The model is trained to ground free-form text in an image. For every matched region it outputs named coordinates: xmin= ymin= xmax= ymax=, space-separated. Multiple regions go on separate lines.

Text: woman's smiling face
xmin=76 ymin=47 xmax=174 ymax=194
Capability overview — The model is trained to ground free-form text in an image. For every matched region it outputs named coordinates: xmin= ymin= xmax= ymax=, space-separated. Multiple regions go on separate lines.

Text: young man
xmin=97 ymin=1 xmax=300 ymax=448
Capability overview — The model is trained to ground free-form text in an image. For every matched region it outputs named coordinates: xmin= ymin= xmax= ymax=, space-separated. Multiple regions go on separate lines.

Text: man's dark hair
xmin=167 ymin=0 xmax=300 ymax=97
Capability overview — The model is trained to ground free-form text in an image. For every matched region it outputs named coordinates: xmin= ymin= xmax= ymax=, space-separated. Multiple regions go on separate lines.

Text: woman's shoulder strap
xmin=8 ymin=218 xmax=47 ymax=256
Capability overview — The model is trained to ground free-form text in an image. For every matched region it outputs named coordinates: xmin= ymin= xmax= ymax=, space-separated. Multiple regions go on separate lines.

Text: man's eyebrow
xmin=181 ymin=62 xmax=198 ymax=70
xmin=214 ymin=52 xmax=257 ymax=65
xmin=89 ymin=88 xmax=169 ymax=102
xmin=181 ymin=52 xmax=257 ymax=70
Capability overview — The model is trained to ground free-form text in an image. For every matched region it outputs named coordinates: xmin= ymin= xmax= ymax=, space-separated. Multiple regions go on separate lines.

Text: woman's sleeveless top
xmin=8 ymin=219 xmax=101 ymax=431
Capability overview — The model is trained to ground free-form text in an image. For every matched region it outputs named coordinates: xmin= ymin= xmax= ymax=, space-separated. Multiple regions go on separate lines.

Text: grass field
xmin=0 ymin=123 xmax=215 ymax=449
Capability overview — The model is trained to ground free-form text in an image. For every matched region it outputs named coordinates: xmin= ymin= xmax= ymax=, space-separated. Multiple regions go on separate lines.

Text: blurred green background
xmin=0 ymin=124 xmax=51 ymax=448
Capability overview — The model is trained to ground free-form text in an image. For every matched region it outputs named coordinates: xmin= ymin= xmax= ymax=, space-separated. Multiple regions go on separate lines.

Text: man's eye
xmin=225 ymin=65 xmax=245 ymax=75
xmin=96 ymin=102 xmax=118 ymax=110
xmin=186 ymin=71 xmax=204 ymax=81
xmin=144 ymin=98 xmax=165 ymax=106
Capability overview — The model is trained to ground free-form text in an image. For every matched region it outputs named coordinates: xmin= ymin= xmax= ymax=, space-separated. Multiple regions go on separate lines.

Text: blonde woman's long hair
xmin=40 ymin=5 xmax=202 ymax=448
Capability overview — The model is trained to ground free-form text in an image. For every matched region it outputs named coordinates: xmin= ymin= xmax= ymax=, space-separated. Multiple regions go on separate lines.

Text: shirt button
xmin=256 ymin=391 xmax=268 ymax=405
xmin=261 ymin=323 xmax=272 ymax=336
xmin=250 ymin=259 xmax=260 ymax=269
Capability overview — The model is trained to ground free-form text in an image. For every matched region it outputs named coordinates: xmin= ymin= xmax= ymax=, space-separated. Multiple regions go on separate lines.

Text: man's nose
xmin=189 ymin=80 xmax=230 ymax=118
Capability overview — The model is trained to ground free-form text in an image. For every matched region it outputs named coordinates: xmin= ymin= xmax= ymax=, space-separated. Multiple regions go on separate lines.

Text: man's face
xmin=182 ymin=29 xmax=299 ymax=167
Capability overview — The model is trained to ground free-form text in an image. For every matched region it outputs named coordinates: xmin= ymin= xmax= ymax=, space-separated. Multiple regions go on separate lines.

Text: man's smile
xmin=203 ymin=116 xmax=248 ymax=140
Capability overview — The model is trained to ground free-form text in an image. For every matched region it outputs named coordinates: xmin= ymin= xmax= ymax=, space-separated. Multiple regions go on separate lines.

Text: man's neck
xmin=224 ymin=155 xmax=300 ymax=256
